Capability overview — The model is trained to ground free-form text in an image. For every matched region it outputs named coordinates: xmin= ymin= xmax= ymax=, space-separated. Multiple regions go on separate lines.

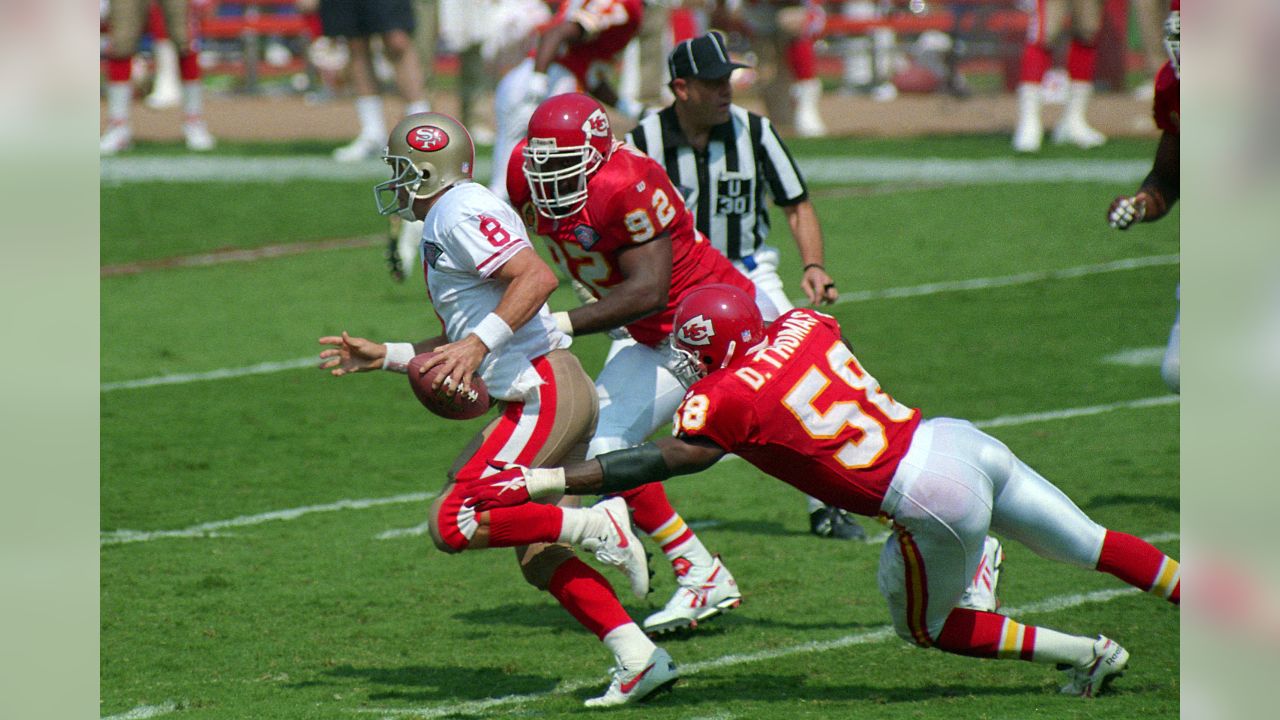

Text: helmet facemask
xmin=669 ymin=343 xmax=708 ymax=389
xmin=374 ymin=154 xmax=431 ymax=221
xmin=523 ymin=138 xmax=602 ymax=219
xmin=1164 ymin=10 xmax=1180 ymax=79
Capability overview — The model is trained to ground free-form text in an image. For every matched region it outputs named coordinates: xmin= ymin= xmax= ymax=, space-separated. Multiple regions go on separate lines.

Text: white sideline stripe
xmin=101 ymin=255 xmax=1177 ymax=394
xmin=101 ymin=492 xmax=436 ymax=546
xmin=104 ymin=396 xmax=1176 ymax=546
xmin=102 ymin=702 xmax=179 ymax=720
xmin=101 ymin=357 xmax=316 ymax=392
xmin=357 ymin=543 xmax=1174 ymax=720
xmin=821 ymin=254 xmax=1179 ymax=307
xmin=973 ymin=395 xmax=1179 ymax=429
xmin=101 ymin=156 xmax=1150 ymax=185
xmin=1102 ymin=347 xmax=1166 ymax=366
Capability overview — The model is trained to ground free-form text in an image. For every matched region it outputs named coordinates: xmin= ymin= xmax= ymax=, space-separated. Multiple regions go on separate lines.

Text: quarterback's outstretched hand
xmin=1108 ymin=194 xmax=1148 ymax=230
xmin=464 ymin=463 xmax=566 ymax=511
xmin=318 ymin=332 xmax=386 ymax=376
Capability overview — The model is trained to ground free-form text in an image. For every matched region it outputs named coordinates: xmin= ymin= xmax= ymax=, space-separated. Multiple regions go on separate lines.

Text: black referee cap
xmin=668 ymin=31 xmax=750 ymax=81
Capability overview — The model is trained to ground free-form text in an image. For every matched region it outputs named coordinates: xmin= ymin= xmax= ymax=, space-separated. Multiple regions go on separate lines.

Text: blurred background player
xmin=1107 ymin=0 xmax=1179 ymax=392
xmin=318 ymin=112 xmax=677 ymax=707
xmin=626 ymin=32 xmax=863 ymax=540
xmin=469 ymin=284 xmax=1182 ymax=698
xmin=100 ymin=0 xmax=216 ymax=154
xmin=1012 ymin=0 xmax=1106 ymax=152
xmin=508 ymin=93 xmax=772 ymax=635
xmin=489 ymin=0 xmax=646 ymax=201
xmin=317 ymin=0 xmax=432 ymax=162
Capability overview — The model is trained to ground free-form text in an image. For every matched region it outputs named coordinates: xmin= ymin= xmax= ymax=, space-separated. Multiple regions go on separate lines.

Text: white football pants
xmin=587 ymin=291 xmax=780 ymax=459
xmin=877 ymin=417 xmax=1107 ymax=644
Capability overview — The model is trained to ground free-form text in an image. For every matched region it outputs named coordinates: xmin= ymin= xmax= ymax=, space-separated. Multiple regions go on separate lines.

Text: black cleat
xmin=810 ymin=505 xmax=867 ymax=541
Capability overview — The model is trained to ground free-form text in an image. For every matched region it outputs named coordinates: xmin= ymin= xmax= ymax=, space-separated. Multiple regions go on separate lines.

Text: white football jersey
xmin=420 ymin=182 xmax=571 ymax=401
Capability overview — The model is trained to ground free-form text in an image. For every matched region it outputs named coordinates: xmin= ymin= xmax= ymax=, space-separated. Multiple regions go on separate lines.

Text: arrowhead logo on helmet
xmin=677 ymin=315 xmax=715 ymax=346
xmin=407 ymin=125 xmax=450 ymax=152
xmin=582 ymin=108 xmax=610 ymax=138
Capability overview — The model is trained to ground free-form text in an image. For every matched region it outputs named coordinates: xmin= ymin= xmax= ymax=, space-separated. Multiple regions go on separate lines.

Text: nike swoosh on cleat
xmin=619 ymin=663 xmax=654 ymax=694
xmin=604 ymin=509 xmax=630 ymax=548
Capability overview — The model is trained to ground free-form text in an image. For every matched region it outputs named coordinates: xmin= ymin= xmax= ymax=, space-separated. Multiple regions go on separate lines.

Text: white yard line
xmin=101 ymin=255 xmax=1178 ymax=394
xmin=101 ymin=702 xmax=179 ymax=720
xmin=101 ymin=156 xmax=1150 ymax=185
xmin=1102 ymin=347 xmax=1166 ymax=366
xmin=101 ymin=492 xmax=436 ymax=546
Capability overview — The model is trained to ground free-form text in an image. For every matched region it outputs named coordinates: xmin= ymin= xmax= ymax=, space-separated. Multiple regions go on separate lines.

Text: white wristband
xmin=552 ymin=311 xmax=574 ymax=336
xmin=471 ymin=312 xmax=515 ymax=352
xmin=382 ymin=342 xmax=415 ymax=373
xmin=526 ymin=467 xmax=567 ymax=499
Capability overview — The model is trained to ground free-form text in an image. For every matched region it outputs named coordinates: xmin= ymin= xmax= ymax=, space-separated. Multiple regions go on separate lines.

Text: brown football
xmin=407 ymin=352 xmax=491 ymax=420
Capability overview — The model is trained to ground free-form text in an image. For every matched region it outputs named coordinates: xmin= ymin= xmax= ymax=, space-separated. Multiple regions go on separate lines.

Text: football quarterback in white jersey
xmin=317 ymin=112 xmax=678 ymax=707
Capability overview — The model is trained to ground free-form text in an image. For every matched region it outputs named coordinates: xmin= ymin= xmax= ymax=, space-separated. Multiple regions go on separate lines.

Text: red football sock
xmin=179 ymin=53 xmax=201 ymax=82
xmin=786 ymin=37 xmax=817 ymax=81
xmin=618 ymin=483 xmax=678 ymax=536
xmin=1096 ymin=530 xmax=1180 ymax=604
xmin=547 ymin=557 xmax=633 ymax=639
xmin=1066 ymin=39 xmax=1097 ymax=82
xmin=484 ymin=504 xmax=563 ymax=547
xmin=106 ymin=57 xmax=132 ymax=83
xmin=1019 ymin=44 xmax=1052 ymax=84
xmin=935 ymin=607 xmax=1037 ymax=660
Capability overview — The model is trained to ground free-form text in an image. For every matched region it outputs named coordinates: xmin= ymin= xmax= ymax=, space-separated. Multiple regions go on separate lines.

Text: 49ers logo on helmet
xmin=581 ymin=109 xmax=610 ymax=139
xmin=677 ymin=315 xmax=715 ymax=346
xmin=407 ymin=125 xmax=450 ymax=152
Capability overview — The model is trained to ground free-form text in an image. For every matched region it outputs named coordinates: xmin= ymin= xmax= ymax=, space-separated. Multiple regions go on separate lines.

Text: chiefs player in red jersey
xmin=490 ymin=0 xmax=646 ymax=200
xmin=509 ymin=93 xmax=778 ymax=636
xmin=468 ymin=284 xmax=1182 ymax=698
xmin=1108 ymin=0 xmax=1180 ymax=392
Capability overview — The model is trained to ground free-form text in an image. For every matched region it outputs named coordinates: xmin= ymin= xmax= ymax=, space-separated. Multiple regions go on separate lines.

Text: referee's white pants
xmin=877 ymin=417 xmax=1107 ymax=644
xmin=732 ymin=244 xmax=794 ymax=313
xmin=587 ymin=291 xmax=780 ymax=459
xmin=489 ymin=59 xmax=579 ymax=200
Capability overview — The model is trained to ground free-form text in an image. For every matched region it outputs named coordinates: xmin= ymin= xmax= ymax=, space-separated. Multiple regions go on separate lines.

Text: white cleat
xmin=642 ymin=555 xmax=741 ymax=636
xmin=332 ymin=134 xmax=384 ymax=163
xmin=1012 ymin=116 xmax=1043 ymax=153
xmin=183 ymin=119 xmax=217 ymax=152
xmin=1060 ymin=635 xmax=1129 ymax=697
xmin=1052 ymin=120 xmax=1107 ymax=149
xmin=582 ymin=497 xmax=651 ymax=600
xmin=584 ymin=646 xmax=678 ymax=707
xmin=957 ymin=535 xmax=1003 ymax=613
xmin=145 ymin=84 xmax=181 ymax=110
xmin=99 ymin=123 xmax=133 ymax=156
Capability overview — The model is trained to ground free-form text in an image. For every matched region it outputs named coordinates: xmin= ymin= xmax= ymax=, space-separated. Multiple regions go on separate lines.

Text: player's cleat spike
xmin=1060 ymin=635 xmax=1129 ymax=697
xmin=642 ymin=555 xmax=741 ymax=636
xmin=584 ymin=647 xmax=678 ymax=707
xmin=810 ymin=505 xmax=867 ymax=541
xmin=581 ymin=497 xmax=650 ymax=599
xmin=956 ymin=535 xmax=1004 ymax=612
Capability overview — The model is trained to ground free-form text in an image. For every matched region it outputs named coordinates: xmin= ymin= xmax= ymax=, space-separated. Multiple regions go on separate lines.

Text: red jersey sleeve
xmin=672 ymin=381 xmax=755 ymax=453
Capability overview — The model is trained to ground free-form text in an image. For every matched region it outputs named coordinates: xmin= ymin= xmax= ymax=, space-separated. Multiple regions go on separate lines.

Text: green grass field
xmin=100 ymin=136 xmax=1179 ymax=719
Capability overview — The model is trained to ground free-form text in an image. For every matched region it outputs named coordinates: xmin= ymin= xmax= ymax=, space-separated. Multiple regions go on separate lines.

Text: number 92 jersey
xmin=509 ymin=140 xmax=756 ymax=347
xmin=673 ymin=309 xmax=921 ymax=517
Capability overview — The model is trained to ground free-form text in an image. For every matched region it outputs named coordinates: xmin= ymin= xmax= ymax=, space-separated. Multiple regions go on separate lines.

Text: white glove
xmin=1107 ymin=195 xmax=1147 ymax=230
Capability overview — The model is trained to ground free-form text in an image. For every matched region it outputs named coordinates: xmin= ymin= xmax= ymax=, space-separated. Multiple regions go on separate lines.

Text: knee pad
xmin=518 ymin=543 xmax=575 ymax=591
xmin=429 ymin=493 xmax=474 ymax=554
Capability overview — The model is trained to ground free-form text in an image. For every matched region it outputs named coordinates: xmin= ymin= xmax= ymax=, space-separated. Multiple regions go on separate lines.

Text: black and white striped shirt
xmin=625 ymin=104 xmax=809 ymax=264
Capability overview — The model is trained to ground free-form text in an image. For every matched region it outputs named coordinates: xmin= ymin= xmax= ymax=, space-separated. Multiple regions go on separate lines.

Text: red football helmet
xmin=522 ymin=93 xmax=615 ymax=219
xmin=670 ymin=284 xmax=766 ymax=387
xmin=1165 ymin=0 xmax=1180 ymax=78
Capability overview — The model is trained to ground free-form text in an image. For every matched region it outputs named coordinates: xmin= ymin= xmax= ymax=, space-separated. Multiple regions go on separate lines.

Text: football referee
xmin=624 ymin=31 xmax=839 ymax=312
xmin=626 ymin=31 xmax=861 ymax=541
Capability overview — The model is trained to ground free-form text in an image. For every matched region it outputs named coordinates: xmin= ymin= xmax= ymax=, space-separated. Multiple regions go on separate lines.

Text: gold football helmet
xmin=375 ymin=112 xmax=475 ymax=220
